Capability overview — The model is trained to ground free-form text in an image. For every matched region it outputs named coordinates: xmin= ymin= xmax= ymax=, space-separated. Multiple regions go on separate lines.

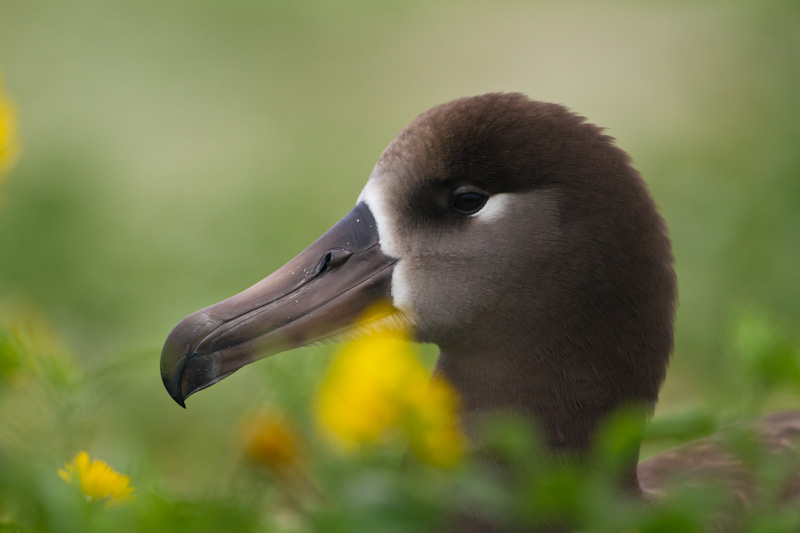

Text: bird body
xmin=160 ymin=93 xmax=799 ymax=531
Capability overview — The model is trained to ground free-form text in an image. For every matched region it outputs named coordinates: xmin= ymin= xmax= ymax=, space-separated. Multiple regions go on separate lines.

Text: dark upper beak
xmin=160 ymin=202 xmax=397 ymax=407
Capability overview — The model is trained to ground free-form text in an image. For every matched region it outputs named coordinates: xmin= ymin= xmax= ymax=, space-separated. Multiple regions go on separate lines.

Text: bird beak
xmin=160 ymin=202 xmax=397 ymax=407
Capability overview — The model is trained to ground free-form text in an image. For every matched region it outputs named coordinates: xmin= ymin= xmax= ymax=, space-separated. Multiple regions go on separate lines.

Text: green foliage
xmin=1 ymin=301 xmax=799 ymax=531
xmin=731 ymin=309 xmax=800 ymax=397
xmin=644 ymin=411 xmax=718 ymax=443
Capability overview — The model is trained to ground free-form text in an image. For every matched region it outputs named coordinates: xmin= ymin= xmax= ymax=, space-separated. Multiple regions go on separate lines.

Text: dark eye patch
xmin=451 ymin=192 xmax=488 ymax=215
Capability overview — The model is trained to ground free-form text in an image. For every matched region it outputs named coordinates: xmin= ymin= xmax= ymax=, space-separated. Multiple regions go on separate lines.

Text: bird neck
xmin=433 ymin=338 xmax=645 ymax=493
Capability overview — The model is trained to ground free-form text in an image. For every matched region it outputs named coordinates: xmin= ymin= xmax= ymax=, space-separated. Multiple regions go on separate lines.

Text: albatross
xmin=160 ymin=93 xmax=800 ymax=530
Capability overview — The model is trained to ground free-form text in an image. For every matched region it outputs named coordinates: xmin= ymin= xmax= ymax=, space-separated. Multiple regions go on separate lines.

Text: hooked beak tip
xmin=160 ymin=332 xmax=192 ymax=408
xmin=164 ymin=377 xmax=187 ymax=408
xmin=160 ymin=310 xmax=222 ymax=408
xmin=160 ymin=356 xmax=188 ymax=408
xmin=172 ymin=392 xmax=187 ymax=409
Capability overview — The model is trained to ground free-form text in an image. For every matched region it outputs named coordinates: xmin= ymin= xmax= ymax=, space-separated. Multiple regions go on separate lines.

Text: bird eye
xmin=451 ymin=192 xmax=488 ymax=215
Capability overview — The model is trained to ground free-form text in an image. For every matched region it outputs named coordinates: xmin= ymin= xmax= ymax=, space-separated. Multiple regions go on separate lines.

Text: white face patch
xmin=473 ymin=192 xmax=510 ymax=222
xmin=357 ymin=177 xmax=416 ymax=323
xmin=357 ymin=179 xmax=401 ymax=259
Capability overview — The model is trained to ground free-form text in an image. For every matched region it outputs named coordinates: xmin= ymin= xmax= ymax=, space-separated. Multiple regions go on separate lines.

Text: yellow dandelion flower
xmin=316 ymin=330 xmax=422 ymax=448
xmin=315 ymin=328 xmax=464 ymax=466
xmin=0 ymin=76 xmax=19 ymax=185
xmin=242 ymin=412 xmax=301 ymax=473
xmin=58 ymin=451 xmax=134 ymax=505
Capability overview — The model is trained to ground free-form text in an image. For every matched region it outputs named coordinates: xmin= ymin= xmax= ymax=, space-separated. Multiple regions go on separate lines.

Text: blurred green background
xmin=0 ymin=0 xmax=798 ymax=516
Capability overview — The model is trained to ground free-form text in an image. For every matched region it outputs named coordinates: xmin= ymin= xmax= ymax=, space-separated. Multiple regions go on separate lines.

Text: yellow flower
xmin=242 ymin=412 xmax=301 ymax=473
xmin=58 ymin=452 xmax=134 ymax=505
xmin=0 ymin=76 xmax=19 ymax=186
xmin=315 ymin=328 xmax=464 ymax=467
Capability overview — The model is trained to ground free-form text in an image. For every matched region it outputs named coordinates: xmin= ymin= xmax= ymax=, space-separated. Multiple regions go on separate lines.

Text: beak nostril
xmin=316 ymin=254 xmax=330 ymax=275
xmin=317 ymin=249 xmax=351 ymax=275
xmin=327 ymin=249 xmax=351 ymax=267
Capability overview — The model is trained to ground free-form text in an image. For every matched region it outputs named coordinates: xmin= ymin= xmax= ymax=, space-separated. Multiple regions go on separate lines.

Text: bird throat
xmin=433 ymin=341 xmax=645 ymax=495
